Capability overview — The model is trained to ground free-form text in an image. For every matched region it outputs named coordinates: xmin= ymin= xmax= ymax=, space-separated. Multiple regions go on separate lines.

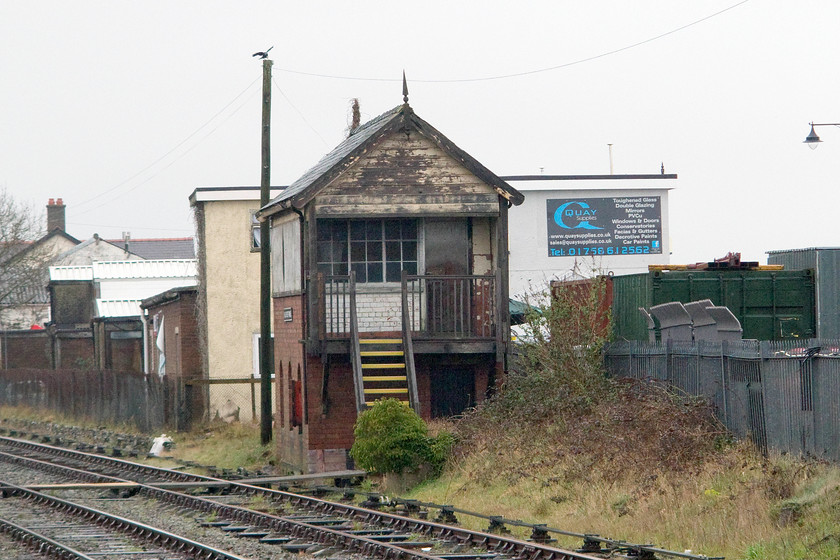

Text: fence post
xmin=665 ymin=338 xmax=674 ymax=384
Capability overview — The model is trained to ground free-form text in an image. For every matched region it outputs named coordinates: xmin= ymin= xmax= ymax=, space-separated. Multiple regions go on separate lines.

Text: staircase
xmin=348 ymin=271 xmax=420 ymax=414
xmin=358 ymin=338 xmax=411 ymax=408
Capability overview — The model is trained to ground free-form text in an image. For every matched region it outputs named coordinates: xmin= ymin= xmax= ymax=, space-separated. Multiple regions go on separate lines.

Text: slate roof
xmin=1 ymin=285 xmax=49 ymax=305
xmin=54 ymin=236 xmax=143 ymax=264
xmin=106 ymin=238 xmax=195 ymax=259
xmin=258 ymin=104 xmax=523 ymax=217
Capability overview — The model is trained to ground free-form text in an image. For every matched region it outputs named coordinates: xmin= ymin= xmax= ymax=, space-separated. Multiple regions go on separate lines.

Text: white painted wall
xmin=507 ymin=179 xmax=673 ymax=298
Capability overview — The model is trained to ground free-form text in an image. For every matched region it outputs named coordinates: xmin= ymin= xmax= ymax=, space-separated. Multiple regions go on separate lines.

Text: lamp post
xmin=803 ymin=122 xmax=840 ymax=149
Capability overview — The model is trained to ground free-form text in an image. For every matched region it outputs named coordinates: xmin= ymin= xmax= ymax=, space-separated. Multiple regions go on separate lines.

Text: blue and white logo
xmin=553 ymin=201 xmax=603 ymax=230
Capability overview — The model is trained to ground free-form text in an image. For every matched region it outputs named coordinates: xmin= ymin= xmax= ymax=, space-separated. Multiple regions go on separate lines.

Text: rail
xmin=405 ymin=274 xmax=496 ymax=339
xmin=0 ymin=436 xmax=609 ymax=560
xmin=297 ymin=487 xmax=724 ymax=560
xmin=315 ymin=273 xmax=497 ymax=341
xmin=348 ymin=272 xmax=366 ymax=412
xmin=401 ymin=271 xmax=420 ymax=412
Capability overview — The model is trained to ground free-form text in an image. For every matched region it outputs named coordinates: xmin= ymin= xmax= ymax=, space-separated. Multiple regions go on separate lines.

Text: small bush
xmin=351 ymin=399 xmax=447 ymax=475
xmin=427 ymin=430 xmax=455 ymax=475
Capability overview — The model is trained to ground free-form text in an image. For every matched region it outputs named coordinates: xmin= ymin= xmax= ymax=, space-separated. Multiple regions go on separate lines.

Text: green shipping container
xmin=611 ymin=269 xmax=816 ymax=341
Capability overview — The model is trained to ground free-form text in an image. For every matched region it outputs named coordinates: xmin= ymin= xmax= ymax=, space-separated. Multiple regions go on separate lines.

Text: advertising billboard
xmin=545 ymin=196 xmax=662 ymax=257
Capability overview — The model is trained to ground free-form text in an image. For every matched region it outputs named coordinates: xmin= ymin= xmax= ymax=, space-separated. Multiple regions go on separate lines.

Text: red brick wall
xmin=271 ymin=293 xmax=502 ymax=472
xmin=273 ymin=294 xmax=307 ymax=470
xmin=306 ymin=356 xmax=356 ymax=451
xmin=175 ymin=292 xmax=201 ymax=379
xmin=0 ymin=331 xmax=51 ymax=369
xmin=55 ymin=336 xmax=94 ymax=369
xmin=145 ymin=291 xmax=201 ymax=379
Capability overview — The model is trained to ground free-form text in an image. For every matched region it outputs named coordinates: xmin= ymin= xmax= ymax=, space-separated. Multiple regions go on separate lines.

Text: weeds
xmin=408 ymin=277 xmax=840 ymax=560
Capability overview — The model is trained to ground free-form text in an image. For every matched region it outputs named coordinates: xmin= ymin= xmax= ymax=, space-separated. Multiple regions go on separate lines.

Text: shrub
xmin=498 ymin=275 xmax=614 ymax=421
xmin=351 ymin=399 xmax=438 ymax=474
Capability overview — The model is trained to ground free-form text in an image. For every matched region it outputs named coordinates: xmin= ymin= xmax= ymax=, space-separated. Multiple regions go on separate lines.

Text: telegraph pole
xmin=259 ymin=57 xmax=273 ymax=445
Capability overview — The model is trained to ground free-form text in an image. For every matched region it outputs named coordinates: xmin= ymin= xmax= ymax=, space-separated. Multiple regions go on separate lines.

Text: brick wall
xmin=273 ymin=294 xmax=307 ymax=471
xmin=273 ymin=292 xmax=502 ymax=472
xmin=0 ymin=331 xmax=51 ymax=369
xmin=145 ymin=291 xmax=201 ymax=379
xmin=305 ymin=357 xmax=356 ymax=470
xmin=324 ymin=290 xmax=421 ymax=334
xmin=55 ymin=335 xmax=94 ymax=369
xmin=50 ymin=282 xmax=95 ymax=326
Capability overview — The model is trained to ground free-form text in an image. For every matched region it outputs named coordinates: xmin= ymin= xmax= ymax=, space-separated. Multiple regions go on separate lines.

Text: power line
xmin=274 ymin=0 xmax=750 ymax=83
xmin=67 ymin=221 xmax=193 ymax=234
xmin=272 ymin=76 xmax=330 ymax=148
xmin=73 ymin=79 xmax=262 ymax=217
xmin=73 ymin=75 xmax=262 ymax=211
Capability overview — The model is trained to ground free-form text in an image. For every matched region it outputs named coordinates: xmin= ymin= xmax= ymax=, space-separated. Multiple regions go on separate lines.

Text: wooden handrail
xmin=348 ymin=272 xmax=365 ymax=413
xmin=401 ymin=271 xmax=420 ymax=414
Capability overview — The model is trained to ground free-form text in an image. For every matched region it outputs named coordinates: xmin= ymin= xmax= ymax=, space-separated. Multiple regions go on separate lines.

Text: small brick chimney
xmin=47 ymin=198 xmax=66 ymax=232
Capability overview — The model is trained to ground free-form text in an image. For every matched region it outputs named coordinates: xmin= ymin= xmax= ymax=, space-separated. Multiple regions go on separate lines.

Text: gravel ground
xmin=0 ymin=459 xmax=338 ymax=560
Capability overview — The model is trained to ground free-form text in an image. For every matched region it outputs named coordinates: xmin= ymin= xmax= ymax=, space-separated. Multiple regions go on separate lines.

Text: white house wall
xmin=193 ymin=195 xmax=276 ymax=424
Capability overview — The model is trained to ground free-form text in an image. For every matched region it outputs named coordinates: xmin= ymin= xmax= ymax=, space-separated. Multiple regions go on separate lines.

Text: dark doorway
xmin=424 ymin=219 xmax=470 ymax=336
xmin=430 ymin=366 xmax=474 ymax=417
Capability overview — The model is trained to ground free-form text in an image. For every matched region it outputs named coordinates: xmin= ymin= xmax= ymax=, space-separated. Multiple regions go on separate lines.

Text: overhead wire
xmin=73 ymin=75 xmax=262 ymax=212
xmin=272 ymin=76 xmax=330 ymax=148
xmin=273 ymin=0 xmax=750 ymax=83
xmin=67 ymin=221 xmax=193 ymax=235
xmin=67 ymin=0 xmax=750 ymax=232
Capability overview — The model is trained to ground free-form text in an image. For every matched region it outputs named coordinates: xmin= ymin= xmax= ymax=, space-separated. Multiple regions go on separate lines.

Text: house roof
xmin=258 ymin=104 xmax=524 ymax=218
xmin=1 ymin=285 xmax=50 ymax=305
xmin=38 ymin=228 xmax=82 ymax=247
xmin=50 ymin=259 xmax=198 ymax=282
xmin=96 ymin=299 xmax=144 ymax=318
xmin=93 ymin=259 xmax=197 ymax=279
xmin=1 ymin=228 xmax=81 ymax=265
xmin=106 ymin=238 xmax=195 ymax=259
xmin=50 ymin=265 xmax=95 ymax=282
xmin=54 ymin=235 xmax=143 ymax=264
xmin=140 ymin=285 xmax=198 ymax=310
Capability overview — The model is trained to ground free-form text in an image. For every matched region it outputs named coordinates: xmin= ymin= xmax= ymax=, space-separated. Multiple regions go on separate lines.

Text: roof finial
xmin=402 ymin=70 xmax=409 ymax=104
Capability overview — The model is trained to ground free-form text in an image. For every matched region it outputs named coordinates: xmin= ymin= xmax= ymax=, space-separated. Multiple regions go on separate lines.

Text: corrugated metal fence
xmin=604 ymin=339 xmax=840 ymax=461
xmin=0 ymin=369 xmax=186 ymax=432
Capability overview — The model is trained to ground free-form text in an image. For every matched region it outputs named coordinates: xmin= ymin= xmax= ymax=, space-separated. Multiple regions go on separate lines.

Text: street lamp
xmin=804 ymin=122 xmax=840 ymax=149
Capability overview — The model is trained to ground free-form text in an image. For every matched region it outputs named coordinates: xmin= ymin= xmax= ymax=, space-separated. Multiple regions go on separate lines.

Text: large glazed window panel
xmin=317 ymin=218 xmax=419 ymax=283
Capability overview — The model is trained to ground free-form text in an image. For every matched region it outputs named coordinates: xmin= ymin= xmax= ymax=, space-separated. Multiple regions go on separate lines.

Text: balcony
xmin=311 ymin=272 xmax=499 ymax=355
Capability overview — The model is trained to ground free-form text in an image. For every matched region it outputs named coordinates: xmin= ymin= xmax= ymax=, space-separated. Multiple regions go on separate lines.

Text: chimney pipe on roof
xmin=347 ymin=98 xmax=361 ymax=136
xmin=46 ymin=198 xmax=66 ymax=232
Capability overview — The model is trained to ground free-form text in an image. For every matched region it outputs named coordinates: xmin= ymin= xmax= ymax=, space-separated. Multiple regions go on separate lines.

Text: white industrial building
xmin=49 ymin=259 xmax=198 ymax=318
xmin=504 ymin=174 xmax=676 ymax=298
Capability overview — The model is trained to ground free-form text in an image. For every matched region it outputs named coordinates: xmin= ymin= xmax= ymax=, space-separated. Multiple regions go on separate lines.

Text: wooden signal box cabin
xmin=258 ymin=102 xmax=524 ymax=473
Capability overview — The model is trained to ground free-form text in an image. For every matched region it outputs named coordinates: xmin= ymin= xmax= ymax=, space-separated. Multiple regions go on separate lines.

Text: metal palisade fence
xmin=604 ymin=339 xmax=840 ymax=462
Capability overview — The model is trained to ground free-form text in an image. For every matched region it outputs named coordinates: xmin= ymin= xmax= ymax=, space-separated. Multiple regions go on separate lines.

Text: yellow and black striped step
xmin=359 ymin=337 xmax=411 ymax=407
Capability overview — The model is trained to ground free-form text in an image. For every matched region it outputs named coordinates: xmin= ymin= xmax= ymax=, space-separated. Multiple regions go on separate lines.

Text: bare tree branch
xmin=0 ymin=189 xmax=53 ymax=328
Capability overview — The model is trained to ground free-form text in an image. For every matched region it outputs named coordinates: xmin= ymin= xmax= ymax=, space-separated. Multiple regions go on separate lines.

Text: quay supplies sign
xmin=545 ymin=197 xmax=662 ymax=257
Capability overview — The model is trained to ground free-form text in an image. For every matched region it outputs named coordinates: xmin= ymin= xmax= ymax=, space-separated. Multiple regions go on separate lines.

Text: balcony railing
xmin=405 ymin=274 xmax=496 ymax=339
xmin=313 ymin=273 xmax=497 ymax=342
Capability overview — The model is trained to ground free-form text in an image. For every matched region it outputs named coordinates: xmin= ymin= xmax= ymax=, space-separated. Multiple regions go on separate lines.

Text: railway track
xmin=0 ymin=479 xmax=250 ymax=560
xmin=0 ymin=435 xmax=610 ymax=560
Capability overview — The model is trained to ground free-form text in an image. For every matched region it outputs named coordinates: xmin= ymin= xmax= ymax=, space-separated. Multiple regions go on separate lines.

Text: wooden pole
xmin=259 ymin=58 xmax=273 ymax=445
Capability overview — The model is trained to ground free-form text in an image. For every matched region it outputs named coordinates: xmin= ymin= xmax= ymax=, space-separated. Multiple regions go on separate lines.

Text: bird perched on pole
xmin=252 ymin=46 xmax=274 ymax=59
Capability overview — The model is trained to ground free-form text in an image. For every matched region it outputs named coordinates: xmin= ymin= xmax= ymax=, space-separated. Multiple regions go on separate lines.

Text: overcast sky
xmin=2 ymin=1 xmax=839 ymax=265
